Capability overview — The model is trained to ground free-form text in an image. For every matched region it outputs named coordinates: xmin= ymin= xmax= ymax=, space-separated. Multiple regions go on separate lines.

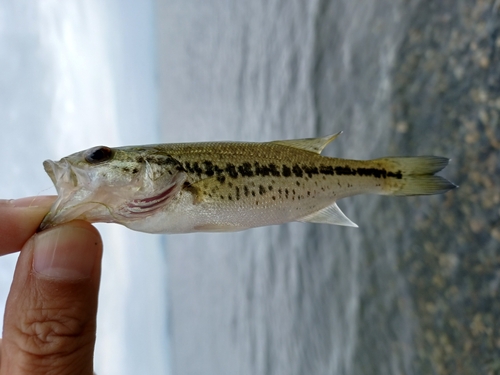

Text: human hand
xmin=0 ymin=197 xmax=103 ymax=375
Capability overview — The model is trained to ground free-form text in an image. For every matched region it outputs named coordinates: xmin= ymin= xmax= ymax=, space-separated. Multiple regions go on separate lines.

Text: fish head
xmin=39 ymin=145 xmax=186 ymax=231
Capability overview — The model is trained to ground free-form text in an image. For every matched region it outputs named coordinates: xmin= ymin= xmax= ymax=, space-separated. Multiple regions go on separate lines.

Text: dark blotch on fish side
xmin=162 ymin=155 xmax=186 ymax=172
xmin=302 ymin=165 xmax=319 ymax=177
xmin=319 ymin=165 xmax=334 ymax=175
xmin=214 ymin=165 xmax=224 ymax=175
xmin=238 ymin=162 xmax=254 ymax=177
xmin=193 ymin=162 xmax=203 ymax=176
xmin=388 ymin=170 xmax=403 ymax=179
xmin=253 ymin=163 xmax=280 ymax=177
xmin=356 ymin=167 xmax=382 ymax=178
xmin=203 ymin=161 xmax=215 ymax=176
xmin=184 ymin=162 xmax=194 ymax=174
xmin=217 ymin=175 xmax=226 ymax=184
xmin=244 ymin=185 xmax=250 ymax=197
xmin=292 ymin=164 xmax=303 ymax=177
xmin=235 ymin=186 xmax=240 ymax=200
xmin=225 ymin=163 xmax=239 ymax=178
xmin=254 ymin=162 xmax=270 ymax=176
xmin=334 ymin=166 xmax=356 ymax=176
xmin=268 ymin=163 xmax=281 ymax=177
xmin=163 ymin=155 xmax=179 ymax=165
xmin=339 ymin=166 xmax=403 ymax=179
xmin=259 ymin=185 xmax=266 ymax=195
xmin=282 ymin=165 xmax=292 ymax=177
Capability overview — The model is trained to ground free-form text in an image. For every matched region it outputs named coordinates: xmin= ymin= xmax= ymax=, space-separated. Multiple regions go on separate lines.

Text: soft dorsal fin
xmin=298 ymin=202 xmax=358 ymax=227
xmin=270 ymin=131 xmax=342 ymax=154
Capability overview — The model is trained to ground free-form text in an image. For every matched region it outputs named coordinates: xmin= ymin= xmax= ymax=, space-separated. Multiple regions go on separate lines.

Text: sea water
xmin=0 ymin=1 xmax=169 ymax=374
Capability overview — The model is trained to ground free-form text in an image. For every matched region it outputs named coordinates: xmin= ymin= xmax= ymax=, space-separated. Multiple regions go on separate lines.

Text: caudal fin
xmin=377 ymin=156 xmax=457 ymax=196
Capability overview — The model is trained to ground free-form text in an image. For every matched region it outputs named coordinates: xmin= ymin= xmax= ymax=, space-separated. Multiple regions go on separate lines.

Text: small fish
xmin=39 ymin=133 xmax=457 ymax=233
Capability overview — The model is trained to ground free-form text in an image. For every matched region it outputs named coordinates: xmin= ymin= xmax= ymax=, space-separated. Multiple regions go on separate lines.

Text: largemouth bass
xmin=39 ymin=133 xmax=456 ymax=233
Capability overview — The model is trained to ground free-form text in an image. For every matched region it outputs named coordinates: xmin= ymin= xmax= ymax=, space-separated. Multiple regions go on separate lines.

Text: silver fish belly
xmin=39 ymin=133 xmax=457 ymax=233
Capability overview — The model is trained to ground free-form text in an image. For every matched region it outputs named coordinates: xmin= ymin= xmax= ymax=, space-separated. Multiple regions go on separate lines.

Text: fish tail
xmin=375 ymin=156 xmax=457 ymax=196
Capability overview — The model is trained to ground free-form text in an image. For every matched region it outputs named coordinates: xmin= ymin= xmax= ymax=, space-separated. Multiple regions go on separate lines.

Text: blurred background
xmin=1 ymin=0 xmax=499 ymax=374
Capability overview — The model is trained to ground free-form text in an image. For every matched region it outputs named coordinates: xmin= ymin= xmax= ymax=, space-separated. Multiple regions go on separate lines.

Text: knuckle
xmin=4 ymin=277 xmax=97 ymax=373
xmin=9 ymin=285 xmax=96 ymax=363
xmin=20 ymin=306 xmax=86 ymax=355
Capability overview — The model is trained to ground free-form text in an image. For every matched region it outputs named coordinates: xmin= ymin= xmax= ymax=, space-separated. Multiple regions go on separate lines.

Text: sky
xmin=0 ymin=1 xmax=170 ymax=374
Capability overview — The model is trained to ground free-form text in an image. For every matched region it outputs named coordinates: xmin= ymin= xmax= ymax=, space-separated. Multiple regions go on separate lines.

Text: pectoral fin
xmin=270 ymin=132 xmax=342 ymax=154
xmin=298 ymin=202 xmax=358 ymax=227
xmin=184 ymin=176 xmax=222 ymax=204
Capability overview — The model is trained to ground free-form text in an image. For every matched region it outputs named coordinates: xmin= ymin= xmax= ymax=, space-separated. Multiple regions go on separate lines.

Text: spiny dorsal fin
xmin=270 ymin=131 xmax=342 ymax=154
xmin=298 ymin=202 xmax=358 ymax=227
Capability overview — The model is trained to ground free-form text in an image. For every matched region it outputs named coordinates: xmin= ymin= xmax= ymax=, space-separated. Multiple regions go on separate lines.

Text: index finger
xmin=0 ymin=196 xmax=56 ymax=256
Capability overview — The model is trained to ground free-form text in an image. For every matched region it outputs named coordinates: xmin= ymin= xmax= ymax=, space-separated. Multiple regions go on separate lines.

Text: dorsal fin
xmin=269 ymin=131 xmax=342 ymax=154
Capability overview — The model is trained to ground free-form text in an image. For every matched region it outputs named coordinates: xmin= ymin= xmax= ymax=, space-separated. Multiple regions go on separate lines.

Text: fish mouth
xmin=44 ymin=159 xmax=69 ymax=188
xmin=43 ymin=160 xmax=57 ymax=184
xmin=39 ymin=159 xmax=99 ymax=231
xmin=43 ymin=159 xmax=88 ymax=190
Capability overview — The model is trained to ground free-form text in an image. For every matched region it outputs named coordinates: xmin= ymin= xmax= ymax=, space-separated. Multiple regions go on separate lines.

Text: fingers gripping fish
xmin=39 ymin=133 xmax=457 ymax=233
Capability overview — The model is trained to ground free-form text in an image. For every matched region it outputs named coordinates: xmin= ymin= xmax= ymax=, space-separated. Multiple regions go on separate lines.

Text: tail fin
xmin=377 ymin=156 xmax=457 ymax=196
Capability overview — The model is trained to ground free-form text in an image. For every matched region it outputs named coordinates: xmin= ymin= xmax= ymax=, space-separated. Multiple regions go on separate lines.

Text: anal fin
xmin=298 ymin=202 xmax=358 ymax=227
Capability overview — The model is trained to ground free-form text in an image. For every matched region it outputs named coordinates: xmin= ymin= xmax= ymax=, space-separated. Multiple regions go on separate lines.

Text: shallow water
xmin=157 ymin=0 xmax=429 ymax=374
xmin=160 ymin=0 xmax=500 ymax=372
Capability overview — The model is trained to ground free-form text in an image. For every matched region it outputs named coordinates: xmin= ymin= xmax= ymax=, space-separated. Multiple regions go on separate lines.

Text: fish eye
xmin=84 ymin=146 xmax=114 ymax=164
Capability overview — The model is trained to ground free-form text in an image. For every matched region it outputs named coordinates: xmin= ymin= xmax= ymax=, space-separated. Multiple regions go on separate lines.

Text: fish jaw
xmin=40 ymin=159 xmax=115 ymax=230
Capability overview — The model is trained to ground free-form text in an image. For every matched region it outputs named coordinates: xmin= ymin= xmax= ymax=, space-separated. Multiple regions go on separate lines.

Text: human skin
xmin=0 ymin=196 xmax=102 ymax=375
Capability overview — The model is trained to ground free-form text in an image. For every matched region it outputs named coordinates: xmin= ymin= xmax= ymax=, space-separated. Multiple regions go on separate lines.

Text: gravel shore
xmin=390 ymin=1 xmax=500 ymax=373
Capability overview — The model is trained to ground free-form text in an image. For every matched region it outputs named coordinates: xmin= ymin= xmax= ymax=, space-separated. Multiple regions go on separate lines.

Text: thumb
xmin=1 ymin=221 xmax=102 ymax=375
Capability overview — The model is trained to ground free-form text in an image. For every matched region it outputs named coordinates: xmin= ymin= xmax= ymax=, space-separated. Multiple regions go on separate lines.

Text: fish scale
xmin=39 ymin=133 xmax=457 ymax=233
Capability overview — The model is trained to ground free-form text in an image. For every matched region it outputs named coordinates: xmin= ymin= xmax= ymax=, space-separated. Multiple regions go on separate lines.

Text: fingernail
xmin=33 ymin=223 xmax=101 ymax=280
xmin=5 ymin=196 xmax=56 ymax=208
